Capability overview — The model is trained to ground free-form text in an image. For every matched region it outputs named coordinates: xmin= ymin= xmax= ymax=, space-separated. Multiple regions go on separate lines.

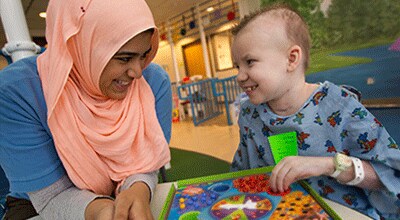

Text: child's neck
xmin=268 ymin=82 xmax=318 ymax=116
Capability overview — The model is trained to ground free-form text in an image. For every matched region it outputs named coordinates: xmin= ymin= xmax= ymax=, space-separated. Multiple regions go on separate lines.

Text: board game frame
xmin=159 ymin=166 xmax=342 ymax=220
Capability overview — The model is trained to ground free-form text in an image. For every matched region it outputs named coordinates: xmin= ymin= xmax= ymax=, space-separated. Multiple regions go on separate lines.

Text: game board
xmin=159 ymin=166 xmax=341 ymax=220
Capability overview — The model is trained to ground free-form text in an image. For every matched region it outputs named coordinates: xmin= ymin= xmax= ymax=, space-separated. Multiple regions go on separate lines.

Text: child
xmin=230 ymin=4 xmax=400 ymax=219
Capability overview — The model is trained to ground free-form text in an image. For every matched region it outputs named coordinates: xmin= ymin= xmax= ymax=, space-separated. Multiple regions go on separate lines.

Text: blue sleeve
xmin=231 ymin=102 xmax=270 ymax=171
xmin=0 ymin=58 xmax=65 ymax=194
xmin=142 ymin=63 xmax=172 ymax=143
xmin=230 ymin=122 xmax=251 ymax=171
xmin=339 ymin=93 xmax=400 ymax=215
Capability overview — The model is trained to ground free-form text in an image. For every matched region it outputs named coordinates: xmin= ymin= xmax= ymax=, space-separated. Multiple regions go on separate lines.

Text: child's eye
xmin=246 ymin=59 xmax=255 ymax=65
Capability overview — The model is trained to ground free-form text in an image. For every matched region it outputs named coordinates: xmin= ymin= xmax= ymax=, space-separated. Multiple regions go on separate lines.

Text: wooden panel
xmin=183 ymin=41 xmax=206 ymax=78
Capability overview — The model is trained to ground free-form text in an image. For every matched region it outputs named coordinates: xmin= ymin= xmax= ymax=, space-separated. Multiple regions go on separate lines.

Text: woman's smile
xmin=112 ymin=79 xmax=132 ymax=92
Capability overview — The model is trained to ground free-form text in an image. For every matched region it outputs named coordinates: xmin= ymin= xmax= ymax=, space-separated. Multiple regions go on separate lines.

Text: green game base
xmin=159 ymin=166 xmax=342 ymax=220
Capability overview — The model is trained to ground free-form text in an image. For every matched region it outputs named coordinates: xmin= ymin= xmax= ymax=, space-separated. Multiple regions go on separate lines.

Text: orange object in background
xmin=172 ymin=109 xmax=180 ymax=123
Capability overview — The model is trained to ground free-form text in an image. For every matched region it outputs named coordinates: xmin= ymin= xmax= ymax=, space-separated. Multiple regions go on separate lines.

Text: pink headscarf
xmin=37 ymin=0 xmax=170 ymax=195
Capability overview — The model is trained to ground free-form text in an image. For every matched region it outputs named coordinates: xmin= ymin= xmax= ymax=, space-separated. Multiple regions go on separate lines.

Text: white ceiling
xmin=0 ymin=0 xmax=211 ymax=47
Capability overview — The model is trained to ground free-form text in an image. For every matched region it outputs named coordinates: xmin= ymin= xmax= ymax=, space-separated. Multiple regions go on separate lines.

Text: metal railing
xmin=176 ymin=76 xmax=243 ymax=126
xmin=177 ymin=78 xmax=223 ymax=126
xmin=213 ymin=75 xmax=242 ymax=125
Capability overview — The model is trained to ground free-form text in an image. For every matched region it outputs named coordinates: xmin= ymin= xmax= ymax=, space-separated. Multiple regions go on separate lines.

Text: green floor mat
xmin=160 ymin=147 xmax=230 ymax=182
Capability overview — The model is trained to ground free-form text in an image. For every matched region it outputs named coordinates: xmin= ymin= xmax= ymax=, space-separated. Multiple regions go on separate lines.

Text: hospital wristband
xmin=344 ymin=157 xmax=365 ymax=186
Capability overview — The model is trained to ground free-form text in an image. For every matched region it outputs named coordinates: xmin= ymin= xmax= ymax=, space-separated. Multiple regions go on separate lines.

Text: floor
xmin=170 ymin=113 xmax=240 ymax=163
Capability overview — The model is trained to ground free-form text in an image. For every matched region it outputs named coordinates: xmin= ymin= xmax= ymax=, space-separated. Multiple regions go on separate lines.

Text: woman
xmin=0 ymin=0 xmax=171 ymax=219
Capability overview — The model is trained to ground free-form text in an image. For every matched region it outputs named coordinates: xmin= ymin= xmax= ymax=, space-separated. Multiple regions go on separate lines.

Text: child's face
xmin=232 ymin=17 xmax=292 ymax=105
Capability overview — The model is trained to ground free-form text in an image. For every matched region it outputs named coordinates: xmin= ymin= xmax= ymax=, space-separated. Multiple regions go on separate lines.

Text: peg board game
xmin=159 ymin=167 xmax=341 ymax=220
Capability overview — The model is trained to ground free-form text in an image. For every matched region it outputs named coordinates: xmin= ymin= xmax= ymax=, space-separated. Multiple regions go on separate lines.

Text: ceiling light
xmin=206 ymin=7 xmax=214 ymax=12
xmin=39 ymin=12 xmax=46 ymax=18
xmin=367 ymin=77 xmax=375 ymax=85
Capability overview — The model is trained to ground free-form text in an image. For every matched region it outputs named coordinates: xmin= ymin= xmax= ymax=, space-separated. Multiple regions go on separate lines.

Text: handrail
xmin=177 ymin=78 xmax=222 ymax=126
xmin=362 ymin=97 xmax=400 ymax=108
xmin=213 ymin=75 xmax=241 ymax=125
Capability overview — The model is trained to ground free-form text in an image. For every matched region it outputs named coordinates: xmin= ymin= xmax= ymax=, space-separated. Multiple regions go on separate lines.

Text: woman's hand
xmin=85 ymin=198 xmax=114 ymax=220
xmin=113 ymin=181 xmax=154 ymax=220
xmin=269 ymin=156 xmax=334 ymax=193
xmin=85 ymin=181 xmax=153 ymax=220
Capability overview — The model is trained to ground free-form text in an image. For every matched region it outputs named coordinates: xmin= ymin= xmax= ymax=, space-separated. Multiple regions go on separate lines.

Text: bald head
xmin=232 ymin=4 xmax=311 ymax=70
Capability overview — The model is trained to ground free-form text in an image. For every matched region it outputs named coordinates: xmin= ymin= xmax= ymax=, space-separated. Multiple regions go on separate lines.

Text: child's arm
xmin=269 ymin=156 xmax=383 ymax=193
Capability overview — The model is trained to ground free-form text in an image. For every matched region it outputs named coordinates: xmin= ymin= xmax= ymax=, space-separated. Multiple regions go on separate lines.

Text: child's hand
xmin=269 ymin=156 xmax=334 ymax=193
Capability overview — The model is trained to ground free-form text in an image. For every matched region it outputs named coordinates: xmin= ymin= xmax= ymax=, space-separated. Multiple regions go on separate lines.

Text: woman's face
xmin=99 ymin=31 xmax=153 ymax=99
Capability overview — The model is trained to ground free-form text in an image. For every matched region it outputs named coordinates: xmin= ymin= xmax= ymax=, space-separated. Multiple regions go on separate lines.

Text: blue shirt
xmin=231 ymin=81 xmax=400 ymax=219
xmin=0 ymin=56 xmax=172 ymax=199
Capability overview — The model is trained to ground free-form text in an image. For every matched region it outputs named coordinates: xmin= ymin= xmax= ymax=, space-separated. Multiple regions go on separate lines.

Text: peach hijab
xmin=37 ymin=0 xmax=170 ymax=195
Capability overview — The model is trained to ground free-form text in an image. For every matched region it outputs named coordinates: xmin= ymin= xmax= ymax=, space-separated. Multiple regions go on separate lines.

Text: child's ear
xmin=287 ymin=45 xmax=302 ymax=72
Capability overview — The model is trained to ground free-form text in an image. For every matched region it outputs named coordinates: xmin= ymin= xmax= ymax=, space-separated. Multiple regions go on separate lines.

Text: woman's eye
xmin=140 ymin=52 xmax=150 ymax=60
xmin=115 ymin=57 xmax=131 ymax=63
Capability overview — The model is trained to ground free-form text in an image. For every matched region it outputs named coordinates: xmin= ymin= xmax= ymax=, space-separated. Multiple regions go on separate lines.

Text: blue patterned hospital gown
xmin=231 ymin=81 xmax=400 ymax=219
